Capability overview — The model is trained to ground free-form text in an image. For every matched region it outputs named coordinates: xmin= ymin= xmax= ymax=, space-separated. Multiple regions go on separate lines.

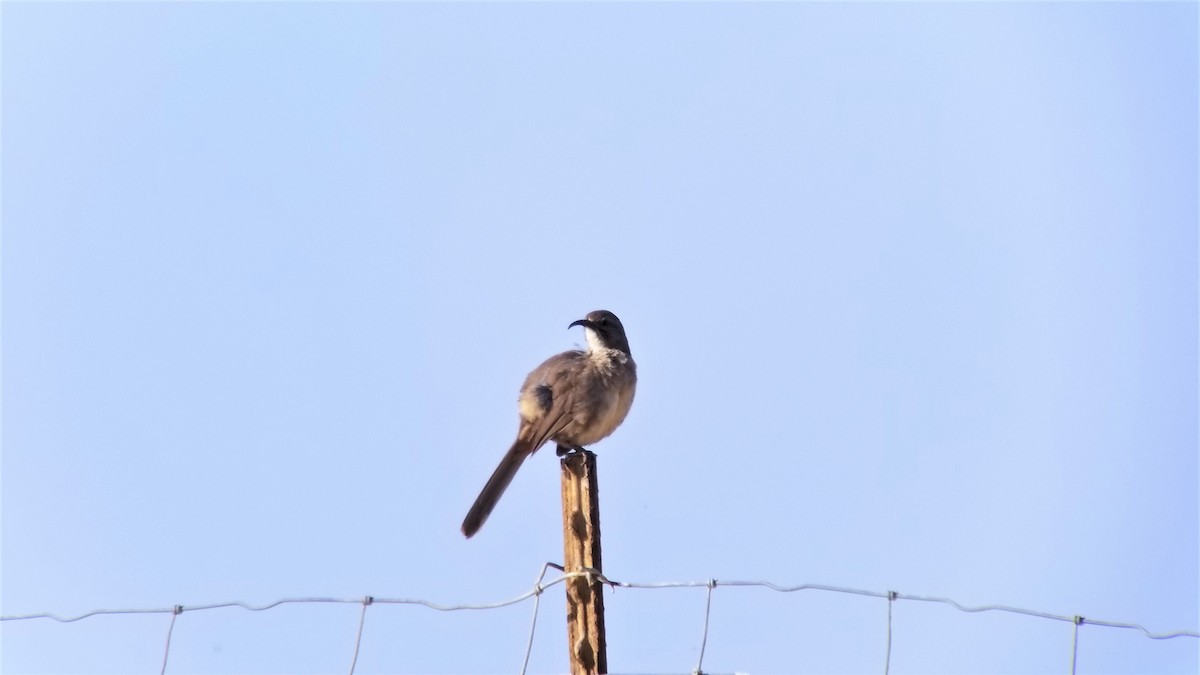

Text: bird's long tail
xmin=462 ymin=439 xmax=531 ymax=538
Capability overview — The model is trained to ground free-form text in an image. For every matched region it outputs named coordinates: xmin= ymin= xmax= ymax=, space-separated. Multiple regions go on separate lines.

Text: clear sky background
xmin=2 ymin=2 xmax=1197 ymax=674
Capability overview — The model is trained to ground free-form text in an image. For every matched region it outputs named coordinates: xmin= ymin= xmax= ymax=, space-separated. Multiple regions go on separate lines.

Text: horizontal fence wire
xmin=3 ymin=565 xmax=1197 ymax=675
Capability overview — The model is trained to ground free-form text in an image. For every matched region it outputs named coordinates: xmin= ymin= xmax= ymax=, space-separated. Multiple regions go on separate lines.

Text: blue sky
xmin=2 ymin=2 xmax=1197 ymax=673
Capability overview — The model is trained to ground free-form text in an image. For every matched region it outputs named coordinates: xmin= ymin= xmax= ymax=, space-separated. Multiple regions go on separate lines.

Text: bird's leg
xmin=555 ymin=444 xmax=587 ymax=457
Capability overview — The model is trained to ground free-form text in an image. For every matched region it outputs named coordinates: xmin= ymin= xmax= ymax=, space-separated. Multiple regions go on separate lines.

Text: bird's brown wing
xmin=518 ymin=351 xmax=586 ymax=452
xmin=460 ymin=351 xmax=584 ymax=538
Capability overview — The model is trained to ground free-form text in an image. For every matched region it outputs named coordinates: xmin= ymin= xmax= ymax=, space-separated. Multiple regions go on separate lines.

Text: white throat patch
xmin=584 ymin=327 xmax=605 ymax=353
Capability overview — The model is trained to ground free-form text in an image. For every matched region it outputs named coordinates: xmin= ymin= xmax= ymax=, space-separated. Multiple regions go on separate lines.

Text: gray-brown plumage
xmin=461 ymin=310 xmax=637 ymax=538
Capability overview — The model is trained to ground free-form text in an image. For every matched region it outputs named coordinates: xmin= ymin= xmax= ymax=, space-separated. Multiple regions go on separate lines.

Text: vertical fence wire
xmin=347 ymin=597 xmax=372 ymax=675
xmin=884 ymin=591 xmax=896 ymax=675
xmin=1070 ymin=616 xmax=1084 ymax=675
xmin=691 ymin=579 xmax=717 ymax=675
xmin=159 ymin=605 xmax=182 ymax=675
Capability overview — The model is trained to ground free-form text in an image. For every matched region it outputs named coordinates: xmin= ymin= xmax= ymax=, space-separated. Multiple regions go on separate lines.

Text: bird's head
xmin=569 ymin=310 xmax=631 ymax=355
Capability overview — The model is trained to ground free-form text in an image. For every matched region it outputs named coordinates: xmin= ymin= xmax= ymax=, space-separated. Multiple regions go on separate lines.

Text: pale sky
xmin=3 ymin=2 xmax=1197 ymax=673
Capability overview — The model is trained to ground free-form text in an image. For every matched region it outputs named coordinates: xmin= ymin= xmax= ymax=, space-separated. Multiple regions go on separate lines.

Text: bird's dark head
xmin=569 ymin=310 xmax=631 ymax=355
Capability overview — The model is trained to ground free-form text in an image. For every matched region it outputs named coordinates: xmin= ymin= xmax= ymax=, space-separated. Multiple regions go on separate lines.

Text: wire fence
xmin=3 ymin=563 xmax=1197 ymax=675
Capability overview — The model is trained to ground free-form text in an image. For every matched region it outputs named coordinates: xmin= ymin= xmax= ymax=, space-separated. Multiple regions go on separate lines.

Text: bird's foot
xmin=555 ymin=444 xmax=587 ymax=457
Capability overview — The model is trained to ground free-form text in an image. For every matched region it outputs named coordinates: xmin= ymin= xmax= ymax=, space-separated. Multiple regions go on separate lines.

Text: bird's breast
xmin=570 ymin=351 xmax=636 ymax=446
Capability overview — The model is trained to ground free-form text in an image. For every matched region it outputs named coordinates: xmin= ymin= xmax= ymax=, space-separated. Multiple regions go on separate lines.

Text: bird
xmin=462 ymin=310 xmax=637 ymax=538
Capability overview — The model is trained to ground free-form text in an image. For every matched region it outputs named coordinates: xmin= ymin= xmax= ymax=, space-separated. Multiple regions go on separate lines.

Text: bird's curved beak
xmin=568 ymin=318 xmax=596 ymax=331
